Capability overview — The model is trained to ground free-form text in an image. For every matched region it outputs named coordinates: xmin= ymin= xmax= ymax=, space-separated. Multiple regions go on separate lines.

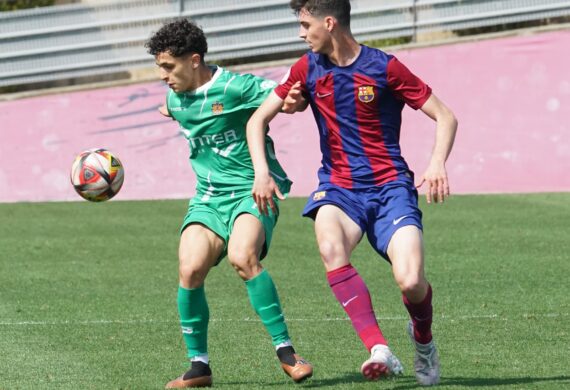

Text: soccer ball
xmin=70 ymin=148 xmax=124 ymax=202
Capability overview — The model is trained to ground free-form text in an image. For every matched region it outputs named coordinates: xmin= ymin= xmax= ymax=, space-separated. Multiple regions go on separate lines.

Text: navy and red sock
xmin=403 ymin=284 xmax=433 ymax=344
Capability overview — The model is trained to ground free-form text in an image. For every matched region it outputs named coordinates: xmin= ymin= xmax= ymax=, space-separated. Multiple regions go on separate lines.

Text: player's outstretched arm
xmin=417 ymin=93 xmax=458 ymax=204
xmin=282 ymin=81 xmax=309 ymax=113
xmin=247 ymin=91 xmax=286 ymax=215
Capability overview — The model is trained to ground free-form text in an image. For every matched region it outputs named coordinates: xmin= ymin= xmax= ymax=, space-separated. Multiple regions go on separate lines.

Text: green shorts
xmin=181 ymin=191 xmax=279 ymax=264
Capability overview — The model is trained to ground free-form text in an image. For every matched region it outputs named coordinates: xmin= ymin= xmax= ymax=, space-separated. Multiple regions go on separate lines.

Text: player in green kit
xmin=145 ymin=19 xmax=313 ymax=388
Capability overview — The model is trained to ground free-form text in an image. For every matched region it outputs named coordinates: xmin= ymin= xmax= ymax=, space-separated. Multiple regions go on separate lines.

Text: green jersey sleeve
xmin=239 ymin=73 xmax=278 ymax=109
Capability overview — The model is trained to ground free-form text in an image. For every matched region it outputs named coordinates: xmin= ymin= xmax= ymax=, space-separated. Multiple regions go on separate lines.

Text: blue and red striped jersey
xmin=275 ymin=45 xmax=431 ymax=189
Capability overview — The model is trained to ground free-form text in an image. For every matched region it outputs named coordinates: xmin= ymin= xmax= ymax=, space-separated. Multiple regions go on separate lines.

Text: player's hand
xmin=416 ymin=162 xmax=450 ymax=204
xmin=158 ymin=105 xmax=172 ymax=118
xmin=282 ymin=81 xmax=308 ymax=113
xmin=252 ymin=174 xmax=285 ymax=215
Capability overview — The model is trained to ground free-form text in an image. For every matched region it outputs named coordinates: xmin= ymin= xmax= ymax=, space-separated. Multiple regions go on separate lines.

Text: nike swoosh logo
xmin=392 ymin=215 xmax=410 ymax=225
xmin=342 ymin=296 xmax=358 ymax=307
xmin=316 ymin=92 xmax=332 ymax=98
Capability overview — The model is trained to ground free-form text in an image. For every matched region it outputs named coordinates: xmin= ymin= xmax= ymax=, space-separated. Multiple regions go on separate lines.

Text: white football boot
xmin=407 ymin=320 xmax=440 ymax=386
xmin=360 ymin=344 xmax=404 ymax=380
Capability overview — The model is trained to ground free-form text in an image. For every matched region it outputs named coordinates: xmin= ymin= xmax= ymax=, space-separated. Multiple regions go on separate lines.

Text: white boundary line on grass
xmin=0 ymin=312 xmax=567 ymax=326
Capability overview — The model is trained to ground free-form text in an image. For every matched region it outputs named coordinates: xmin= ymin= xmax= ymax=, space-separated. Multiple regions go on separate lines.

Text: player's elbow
xmin=445 ymin=110 xmax=458 ymax=129
xmin=436 ymin=105 xmax=458 ymax=131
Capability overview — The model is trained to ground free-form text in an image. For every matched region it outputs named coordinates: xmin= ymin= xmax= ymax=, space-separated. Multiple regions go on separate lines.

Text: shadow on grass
xmin=218 ymin=374 xmax=570 ymax=388
xmin=389 ymin=375 xmax=570 ymax=389
xmin=216 ymin=373 xmax=366 ymax=387
xmin=301 ymin=372 xmax=390 ymax=387
xmin=219 ymin=373 xmax=413 ymax=387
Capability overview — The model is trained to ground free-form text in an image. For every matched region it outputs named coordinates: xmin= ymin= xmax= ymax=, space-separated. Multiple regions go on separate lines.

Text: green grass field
xmin=1 ymin=194 xmax=569 ymax=389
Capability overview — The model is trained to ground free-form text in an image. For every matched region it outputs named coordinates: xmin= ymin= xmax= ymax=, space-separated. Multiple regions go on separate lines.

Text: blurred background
xmin=1 ymin=0 xmax=569 ymax=202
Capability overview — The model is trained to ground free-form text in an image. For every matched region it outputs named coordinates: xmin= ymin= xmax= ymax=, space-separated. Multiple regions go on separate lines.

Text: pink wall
xmin=0 ymin=30 xmax=569 ymax=203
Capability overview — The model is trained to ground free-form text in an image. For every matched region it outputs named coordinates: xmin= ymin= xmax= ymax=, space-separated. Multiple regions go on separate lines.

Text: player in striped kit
xmin=146 ymin=19 xmax=312 ymax=388
xmin=247 ymin=0 xmax=458 ymax=386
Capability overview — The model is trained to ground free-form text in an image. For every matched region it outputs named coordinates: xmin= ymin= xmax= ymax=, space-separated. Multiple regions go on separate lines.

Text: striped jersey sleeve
xmin=274 ymin=54 xmax=309 ymax=100
xmin=386 ymin=56 xmax=432 ymax=110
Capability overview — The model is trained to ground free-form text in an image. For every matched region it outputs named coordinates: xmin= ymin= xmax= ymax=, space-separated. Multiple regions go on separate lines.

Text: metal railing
xmin=1 ymin=0 xmax=569 ymax=88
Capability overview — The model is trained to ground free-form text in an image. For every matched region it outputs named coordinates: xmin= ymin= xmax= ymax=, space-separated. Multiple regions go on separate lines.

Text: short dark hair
xmin=289 ymin=0 xmax=351 ymax=27
xmin=145 ymin=18 xmax=208 ymax=59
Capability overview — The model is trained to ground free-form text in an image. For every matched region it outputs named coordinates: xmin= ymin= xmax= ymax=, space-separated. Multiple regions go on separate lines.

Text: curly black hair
xmin=145 ymin=18 xmax=208 ymax=59
xmin=289 ymin=0 xmax=351 ymax=27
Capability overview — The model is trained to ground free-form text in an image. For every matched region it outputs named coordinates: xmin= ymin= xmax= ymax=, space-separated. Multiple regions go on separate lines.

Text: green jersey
xmin=166 ymin=66 xmax=291 ymax=200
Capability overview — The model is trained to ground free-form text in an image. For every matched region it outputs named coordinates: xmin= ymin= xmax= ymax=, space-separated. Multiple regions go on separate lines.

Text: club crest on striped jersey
xmin=358 ymin=86 xmax=375 ymax=103
xmin=313 ymin=191 xmax=326 ymax=200
xmin=211 ymin=101 xmax=224 ymax=115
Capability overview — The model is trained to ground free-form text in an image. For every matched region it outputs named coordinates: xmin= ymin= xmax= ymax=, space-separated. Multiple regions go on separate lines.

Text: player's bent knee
xmin=230 ymin=262 xmax=262 ymax=280
xmin=318 ymin=239 xmax=343 ymax=261
xmin=228 ymin=245 xmax=258 ymax=265
xmin=395 ymin=273 xmax=427 ymax=297
xmin=178 ymin=261 xmax=208 ymax=287
xmin=318 ymin=240 xmax=351 ymax=271
xmin=228 ymin=249 xmax=262 ymax=280
xmin=397 ymin=277 xmax=420 ymax=295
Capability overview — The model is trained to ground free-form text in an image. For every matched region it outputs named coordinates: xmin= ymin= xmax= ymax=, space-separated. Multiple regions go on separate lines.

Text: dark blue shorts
xmin=302 ymin=181 xmax=423 ymax=261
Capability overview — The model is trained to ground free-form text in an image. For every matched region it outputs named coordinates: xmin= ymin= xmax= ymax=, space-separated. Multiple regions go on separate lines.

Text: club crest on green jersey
xmin=261 ymin=80 xmax=278 ymax=90
xmin=211 ymin=101 xmax=224 ymax=115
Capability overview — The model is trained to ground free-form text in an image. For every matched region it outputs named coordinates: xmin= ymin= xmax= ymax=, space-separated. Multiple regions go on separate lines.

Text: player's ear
xmin=324 ymin=15 xmax=336 ymax=32
xmin=190 ymin=53 xmax=202 ymax=69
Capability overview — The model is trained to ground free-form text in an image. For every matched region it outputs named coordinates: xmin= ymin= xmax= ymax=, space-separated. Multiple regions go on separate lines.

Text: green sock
xmin=177 ymin=285 xmax=209 ymax=358
xmin=245 ymin=269 xmax=290 ymax=346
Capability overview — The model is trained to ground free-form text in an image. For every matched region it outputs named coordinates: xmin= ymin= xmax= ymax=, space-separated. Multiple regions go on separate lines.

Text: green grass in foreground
xmin=0 ymin=193 xmax=569 ymax=389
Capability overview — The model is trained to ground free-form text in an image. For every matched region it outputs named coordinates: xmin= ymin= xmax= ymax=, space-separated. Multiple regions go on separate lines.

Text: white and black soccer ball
xmin=70 ymin=148 xmax=124 ymax=202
